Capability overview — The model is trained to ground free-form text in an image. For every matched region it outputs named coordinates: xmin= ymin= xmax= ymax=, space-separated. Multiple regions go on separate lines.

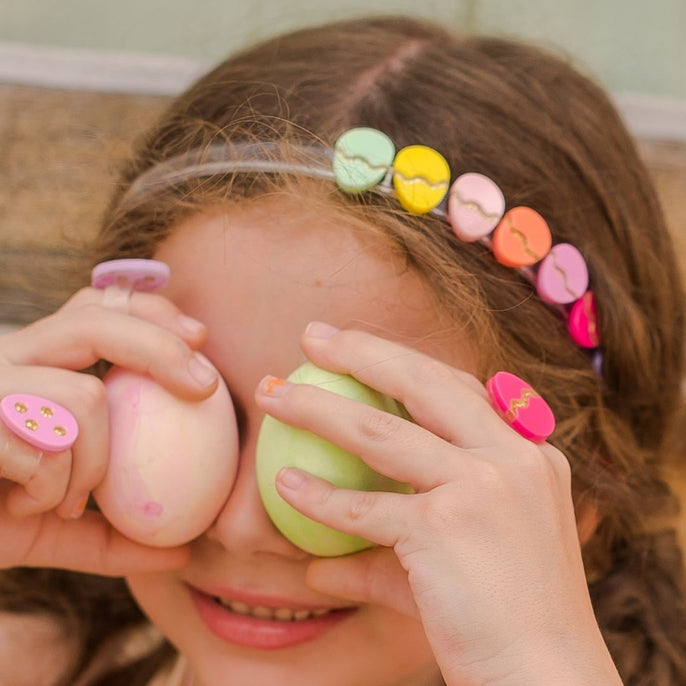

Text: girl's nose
xmin=204 ymin=434 xmax=308 ymax=559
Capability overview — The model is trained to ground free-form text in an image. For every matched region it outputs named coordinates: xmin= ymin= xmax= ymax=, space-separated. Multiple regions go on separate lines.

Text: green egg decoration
xmin=333 ymin=127 xmax=395 ymax=193
xmin=256 ymin=362 xmax=412 ymax=557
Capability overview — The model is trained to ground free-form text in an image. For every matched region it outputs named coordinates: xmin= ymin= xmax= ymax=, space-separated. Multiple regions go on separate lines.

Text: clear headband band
xmin=120 ymin=142 xmax=336 ymax=207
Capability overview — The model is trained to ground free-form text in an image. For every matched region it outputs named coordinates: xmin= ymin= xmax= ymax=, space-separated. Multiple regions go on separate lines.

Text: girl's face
xmin=127 ymin=197 xmax=473 ymax=686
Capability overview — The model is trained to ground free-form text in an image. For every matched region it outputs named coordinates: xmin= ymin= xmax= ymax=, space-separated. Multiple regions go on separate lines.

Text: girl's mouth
xmin=188 ymin=585 xmax=356 ymax=650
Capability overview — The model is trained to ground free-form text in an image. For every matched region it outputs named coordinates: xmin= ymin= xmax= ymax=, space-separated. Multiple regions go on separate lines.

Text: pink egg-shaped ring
xmin=0 ymin=394 xmax=79 ymax=452
xmin=91 ymin=259 xmax=170 ymax=292
xmin=485 ymin=371 xmax=556 ymax=443
xmin=492 ymin=207 xmax=552 ymax=268
xmin=536 ymin=243 xmax=589 ymax=304
xmin=447 ymin=172 xmax=506 ymax=242
xmin=568 ymin=291 xmax=600 ymax=348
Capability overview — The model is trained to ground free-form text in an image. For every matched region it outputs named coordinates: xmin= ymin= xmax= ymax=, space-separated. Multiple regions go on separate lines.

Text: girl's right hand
xmin=0 ymin=286 xmax=218 ymax=575
xmin=258 ymin=325 xmax=622 ymax=686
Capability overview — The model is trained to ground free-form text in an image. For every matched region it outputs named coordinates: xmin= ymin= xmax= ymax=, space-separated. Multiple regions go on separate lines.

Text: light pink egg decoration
xmin=94 ymin=365 xmax=239 ymax=547
xmin=448 ymin=172 xmax=506 ymax=242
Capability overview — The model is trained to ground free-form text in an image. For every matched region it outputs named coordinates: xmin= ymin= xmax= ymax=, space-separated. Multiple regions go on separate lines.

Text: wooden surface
xmin=1 ymin=83 xmax=685 ymax=548
xmin=0 ymin=85 xmax=166 ymax=249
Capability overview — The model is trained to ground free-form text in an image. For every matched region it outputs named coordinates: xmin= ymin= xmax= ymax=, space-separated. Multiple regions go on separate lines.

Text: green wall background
xmin=1 ymin=0 xmax=685 ymax=99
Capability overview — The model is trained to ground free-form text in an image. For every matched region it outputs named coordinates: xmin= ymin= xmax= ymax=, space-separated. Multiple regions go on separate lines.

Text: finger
xmin=0 ymin=308 xmax=218 ymax=399
xmin=56 ymin=429 xmax=108 ymax=520
xmin=307 ymin=548 xmax=418 ymax=619
xmin=53 ymin=374 xmax=108 ymax=517
xmin=14 ymin=510 xmax=189 ymax=576
xmin=275 ymin=466 xmax=412 ymax=549
xmin=5 ymin=449 xmax=71 ymax=517
xmin=300 ymin=324 xmax=514 ymax=449
xmin=0 ymin=370 xmax=109 ymax=515
xmin=0 ymin=425 xmax=43 ymax=484
xmin=63 ymin=287 xmax=209 ymax=346
xmin=256 ymin=375 xmax=460 ymax=490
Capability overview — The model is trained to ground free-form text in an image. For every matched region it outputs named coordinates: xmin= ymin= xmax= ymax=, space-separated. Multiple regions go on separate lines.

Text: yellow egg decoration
xmin=392 ymin=145 xmax=450 ymax=214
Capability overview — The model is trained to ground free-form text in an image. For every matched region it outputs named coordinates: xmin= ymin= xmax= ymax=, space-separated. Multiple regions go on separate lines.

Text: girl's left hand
xmin=256 ymin=324 xmax=622 ymax=686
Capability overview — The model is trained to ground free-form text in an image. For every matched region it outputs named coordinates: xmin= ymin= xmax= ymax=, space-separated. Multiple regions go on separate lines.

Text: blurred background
xmin=2 ymin=0 xmax=685 ymax=99
xmin=1 ymin=0 xmax=684 ymax=248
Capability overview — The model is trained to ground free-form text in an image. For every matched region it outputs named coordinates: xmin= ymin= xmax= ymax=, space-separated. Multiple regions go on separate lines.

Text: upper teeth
xmin=216 ymin=598 xmax=332 ymax=622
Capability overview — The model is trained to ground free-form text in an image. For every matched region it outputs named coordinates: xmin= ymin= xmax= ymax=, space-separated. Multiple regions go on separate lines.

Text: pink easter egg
xmin=94 ymin=366 xmax=239 ymax=547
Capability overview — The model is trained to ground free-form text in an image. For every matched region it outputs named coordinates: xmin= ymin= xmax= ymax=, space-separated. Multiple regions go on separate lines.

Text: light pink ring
xmin=0 ymin=394 xmax=79 ymax=483
xmin=91 ymin=259 xmax=170 ymax=311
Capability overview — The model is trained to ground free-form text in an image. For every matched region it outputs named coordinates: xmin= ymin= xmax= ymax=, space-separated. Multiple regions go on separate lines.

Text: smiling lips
xmin=188 ymin=585 xmax=357 ymax=650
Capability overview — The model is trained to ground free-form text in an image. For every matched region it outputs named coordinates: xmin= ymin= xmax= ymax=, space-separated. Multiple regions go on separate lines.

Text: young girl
xmin=1 ymin=14 xmax=685 ymax=686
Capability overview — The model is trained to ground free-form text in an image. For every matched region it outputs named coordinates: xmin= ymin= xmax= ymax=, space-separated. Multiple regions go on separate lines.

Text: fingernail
xmin=69 ymin=495 xmax=89 ymax=519
xmin=277 ymin=467 xmax=307 ymax=490
xmin=177 ymin=314 xmax=206 ymax=336
xmin=259 ymin=376 xmax=290 ymax=397
xmin=305 ymin=321 xmax=339 ymax=339
xmin=188 ymin=353 xmax=219 ymax=387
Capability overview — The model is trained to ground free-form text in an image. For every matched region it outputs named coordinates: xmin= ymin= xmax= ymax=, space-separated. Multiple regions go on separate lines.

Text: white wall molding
xmin=0 ymin=41 xmax=208 ymax=96
xmin=614 ymin=93 xmax=686 ymax=143
xmin=1 ymin=41 xmax=685 ymax=141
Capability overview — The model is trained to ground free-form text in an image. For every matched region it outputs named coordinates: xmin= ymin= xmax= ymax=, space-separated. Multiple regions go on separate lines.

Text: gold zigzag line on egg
xmin=393 ymin=170 xmax=449 ymax=191
xmin=450 ymin=189 xmax=502 ymax=222
xmin=505 ymin=388 xmax=539 ymax=421
xmin=550 ymin=251 xmax=580 ymax=299
xmin=582 ymin=295 xmax=600 ymax=345
xmin=335 ymin=151 xmax=390 ymax=174
xmin=507 ymin=217 xmax=542 ymax=261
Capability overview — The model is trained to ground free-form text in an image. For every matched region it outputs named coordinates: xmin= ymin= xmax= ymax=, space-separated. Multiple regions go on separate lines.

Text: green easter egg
xmin=256 ymin=362 xmax=411 ymax=557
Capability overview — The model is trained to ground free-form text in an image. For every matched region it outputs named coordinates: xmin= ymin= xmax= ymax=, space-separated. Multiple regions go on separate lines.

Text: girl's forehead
xmin=154 ymin=201 xmax=476 ymax=374
xmin=156 ymin=200 xmax=412 ymax=295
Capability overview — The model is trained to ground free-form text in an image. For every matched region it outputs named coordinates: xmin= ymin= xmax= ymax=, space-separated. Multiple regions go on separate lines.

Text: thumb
xmin=306 ymin=547 xmax=418 ymax=619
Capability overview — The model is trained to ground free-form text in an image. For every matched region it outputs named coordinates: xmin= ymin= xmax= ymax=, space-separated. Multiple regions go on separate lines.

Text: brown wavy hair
xmin=2 ymin=15 xmax=685 ymax=685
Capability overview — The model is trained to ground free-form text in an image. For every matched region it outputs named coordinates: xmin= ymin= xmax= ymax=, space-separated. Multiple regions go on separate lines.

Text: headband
xmin=119 ymin=128 xmax=601 ymax=363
